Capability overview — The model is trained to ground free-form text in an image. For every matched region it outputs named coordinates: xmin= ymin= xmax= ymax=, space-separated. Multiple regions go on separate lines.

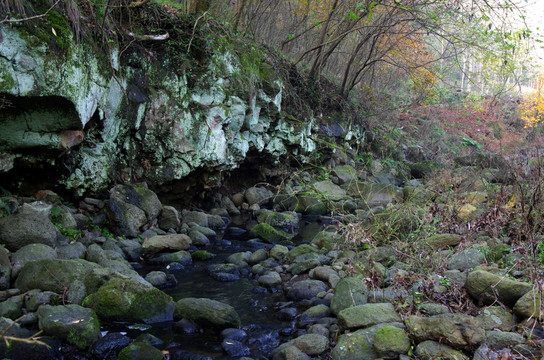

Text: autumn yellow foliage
xmin=520 ymin=74 xmax=544 ymax=128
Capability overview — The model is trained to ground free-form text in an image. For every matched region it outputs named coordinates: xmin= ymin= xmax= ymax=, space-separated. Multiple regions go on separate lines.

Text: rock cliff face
xmin=0 ymin=24 xmax=316 ymax=196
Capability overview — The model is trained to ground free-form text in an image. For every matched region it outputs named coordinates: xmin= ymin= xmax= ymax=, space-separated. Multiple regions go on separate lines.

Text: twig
xmin=0 ymin=0 xmax=62 ymax=24
xmin=187 ymin=10 xmax=208 ymax=54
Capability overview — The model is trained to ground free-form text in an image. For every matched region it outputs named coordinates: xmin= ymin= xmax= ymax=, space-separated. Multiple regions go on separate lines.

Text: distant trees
xmin=205 ymin=0 xmax=537 ymax=104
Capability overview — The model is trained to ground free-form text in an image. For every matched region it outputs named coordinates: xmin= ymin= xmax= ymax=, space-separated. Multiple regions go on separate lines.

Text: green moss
xmin=0 ymin=63 xmax=16 ymax=92
xmin=66 ymin=312 xmax=100 ymax=350
xmin=191 ymin=250 xmax=212 ymax=261
xmin=117 ymin=342 xmax=164 ymax=360
xmin=250 ymin=223 xmax=291 ymax=243
xmin=83 ymin=278 xmax=174 ymax=323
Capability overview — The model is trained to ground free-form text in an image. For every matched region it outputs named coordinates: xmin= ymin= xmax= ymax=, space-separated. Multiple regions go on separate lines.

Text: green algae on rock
xmin=82 ymin=278 xmax=174 ymax=324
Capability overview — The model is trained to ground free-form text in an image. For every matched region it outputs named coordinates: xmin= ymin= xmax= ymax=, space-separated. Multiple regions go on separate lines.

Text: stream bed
xmin=126 ymin=214 xmax=328 ymax=359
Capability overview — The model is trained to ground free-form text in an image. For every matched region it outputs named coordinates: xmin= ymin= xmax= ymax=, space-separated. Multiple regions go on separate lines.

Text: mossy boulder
xmin=250 ymin=223 xmax=291 ymax=243
xmin=82 ymin=278 xmax=174 ymax=324
xmin=256 ymin=210 xmax=299 ymax=232
xmin=330 ymin=277 xmax=369 ymax=315
xmin=513 ymin=289 xmax=543 ymax=320
xmin=37 ymin=304 xmax=100 ymax=350
xmin=311 ymin=231 xmax=341 ymax=251
xmin=331 ymin=323 xmax=404 ymax=360
xmin=117 ymin=342 xmax=163 ymax=360
xmin=275 ymin=333 xmax=329 ymax=356
xmin=372 ymin=325 xmax=411 ymax=358
xmin=286 ymin=244 xmax=317 ymax=263
xmin=405 ymin=313 xmax=485 ymax=349
xmin=11 ymin=243 xmax=58 ymax=278
xmin=191 ymin=250 xmax=212 ymax=261
xmin=422 ymin=233 xmax=462 ymax=250
xmin=465 ymin=270 xmax=532 ymax=307
xmin=338 ymin=303 xmax=401 ymax=330
xmin=15 ymin=258 xmax=121 ymax=293
xmin=294 ymin=194 xmax=328 ymax=215
xmin=174 ymin=297 xmax=241 ymax=329
xmin=414 ymin=340 xmax=469 ymax=360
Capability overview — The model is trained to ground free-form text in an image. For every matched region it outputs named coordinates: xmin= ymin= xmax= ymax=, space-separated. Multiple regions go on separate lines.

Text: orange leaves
xmin=519 ymin=74 xmax=544 ymax=128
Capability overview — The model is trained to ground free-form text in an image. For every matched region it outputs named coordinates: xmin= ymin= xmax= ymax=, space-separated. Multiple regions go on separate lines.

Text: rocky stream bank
xmin=0 ymin=151 xmax=543 ymax=360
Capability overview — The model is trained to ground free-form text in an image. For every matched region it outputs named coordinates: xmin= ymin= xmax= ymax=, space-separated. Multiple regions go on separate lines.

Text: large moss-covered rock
xmin=82 ymin=278 xmax=174 ymax=324
xmin=422 ymin=233 xmax=461 ymax=250
xmin=338 ymin=303 xmax=401 ymax=330
xmin=174 ymin=297 xmax=240 ymax=329
xmin=15 ymin=258 xmax=120 ymax=293
xmin=11 ymin=243 xmax=58 ymax=278
xmin=372 ymin=325 xmax=411 ymax=359
xmin=256 ymin=210 xmax=299 ymax=232
xmin=286 ymin=244 xmax=317 ymax=263
xmin=37 ymin=304 xmax=100 ymax=350
xmin=465 ymin=270 xmax=532 ymax=307
xmin=331 ymin=323 xmax=404 ymax=360
xmin=414 ymin=340 xmax=469 ymax=360
xmin=117 ymin=342 xmax=163 ymax=360
xmin=330 ymin=277 xmax=369 ymax=315
xmin=513 ymin=289 xmax=543 ymax=320
xmin=405 ymin=313 xmax=485 ymax=349
xmin=250 ymin=223 xmax=291 ymax=243
xmin=273 ymin=334 xmax=329 ymax=357
xmin=294 ymin=194 xmax=328 ymax=215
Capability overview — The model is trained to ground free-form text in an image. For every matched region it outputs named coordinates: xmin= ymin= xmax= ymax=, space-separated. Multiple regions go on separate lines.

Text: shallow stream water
xmin=127 ymin=214 xmax=327 ymax=359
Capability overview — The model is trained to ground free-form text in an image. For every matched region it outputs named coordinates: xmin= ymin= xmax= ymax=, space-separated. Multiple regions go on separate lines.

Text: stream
xmin=125 ymin=214 xmax=328 ymax=359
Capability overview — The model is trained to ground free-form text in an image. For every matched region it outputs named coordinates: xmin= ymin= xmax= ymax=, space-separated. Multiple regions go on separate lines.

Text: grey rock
xmin=57 ymin=242 xmax=87 ymax=259
xmin=142 ymin=234 xmax=192 ymax=256
xmin=276 ymin=333 xmax=329 ymax=356
xmin=25 ymin=289 xmax=60 ymax=312
xmin=447 ymin=248 xmax=485 ymax=271
xmin=174 ymin=297 xmax=240 ymax=329
xmin=486 ymin=330 xmax=525 ymax=348
xmin=245 ymin=187 xmax=274 ymax=206
xmin=188 ymin=229 xmax=210 ymax=246
xmin=258 ymin=271 xmax=282 ymax=287
xmin=0 ymin=211 xmax=58 ymax=251
xmin=248 ymin=249 xmax=268 ymax=265
xmin=11 ymin=243 xmax=58 ymax=278
xmin=38 ymin=304 xmax=100 ymax=350
xmin=145 ymin=271 xmax=168 ymax=287
xmin=476 ymin=306 xmax=516 ymax=331
xmin=159 ymin=206 xmax=181 ymax=231
xmin=330 ymin=277 xmax=368 ymax=315
xmin=67 ymin=280 xmax=87 ymax=305
xmin=287 ymin=280 xmax=328 ymax=301
xmin=0 ymin=296 xmax=23 ymax=320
